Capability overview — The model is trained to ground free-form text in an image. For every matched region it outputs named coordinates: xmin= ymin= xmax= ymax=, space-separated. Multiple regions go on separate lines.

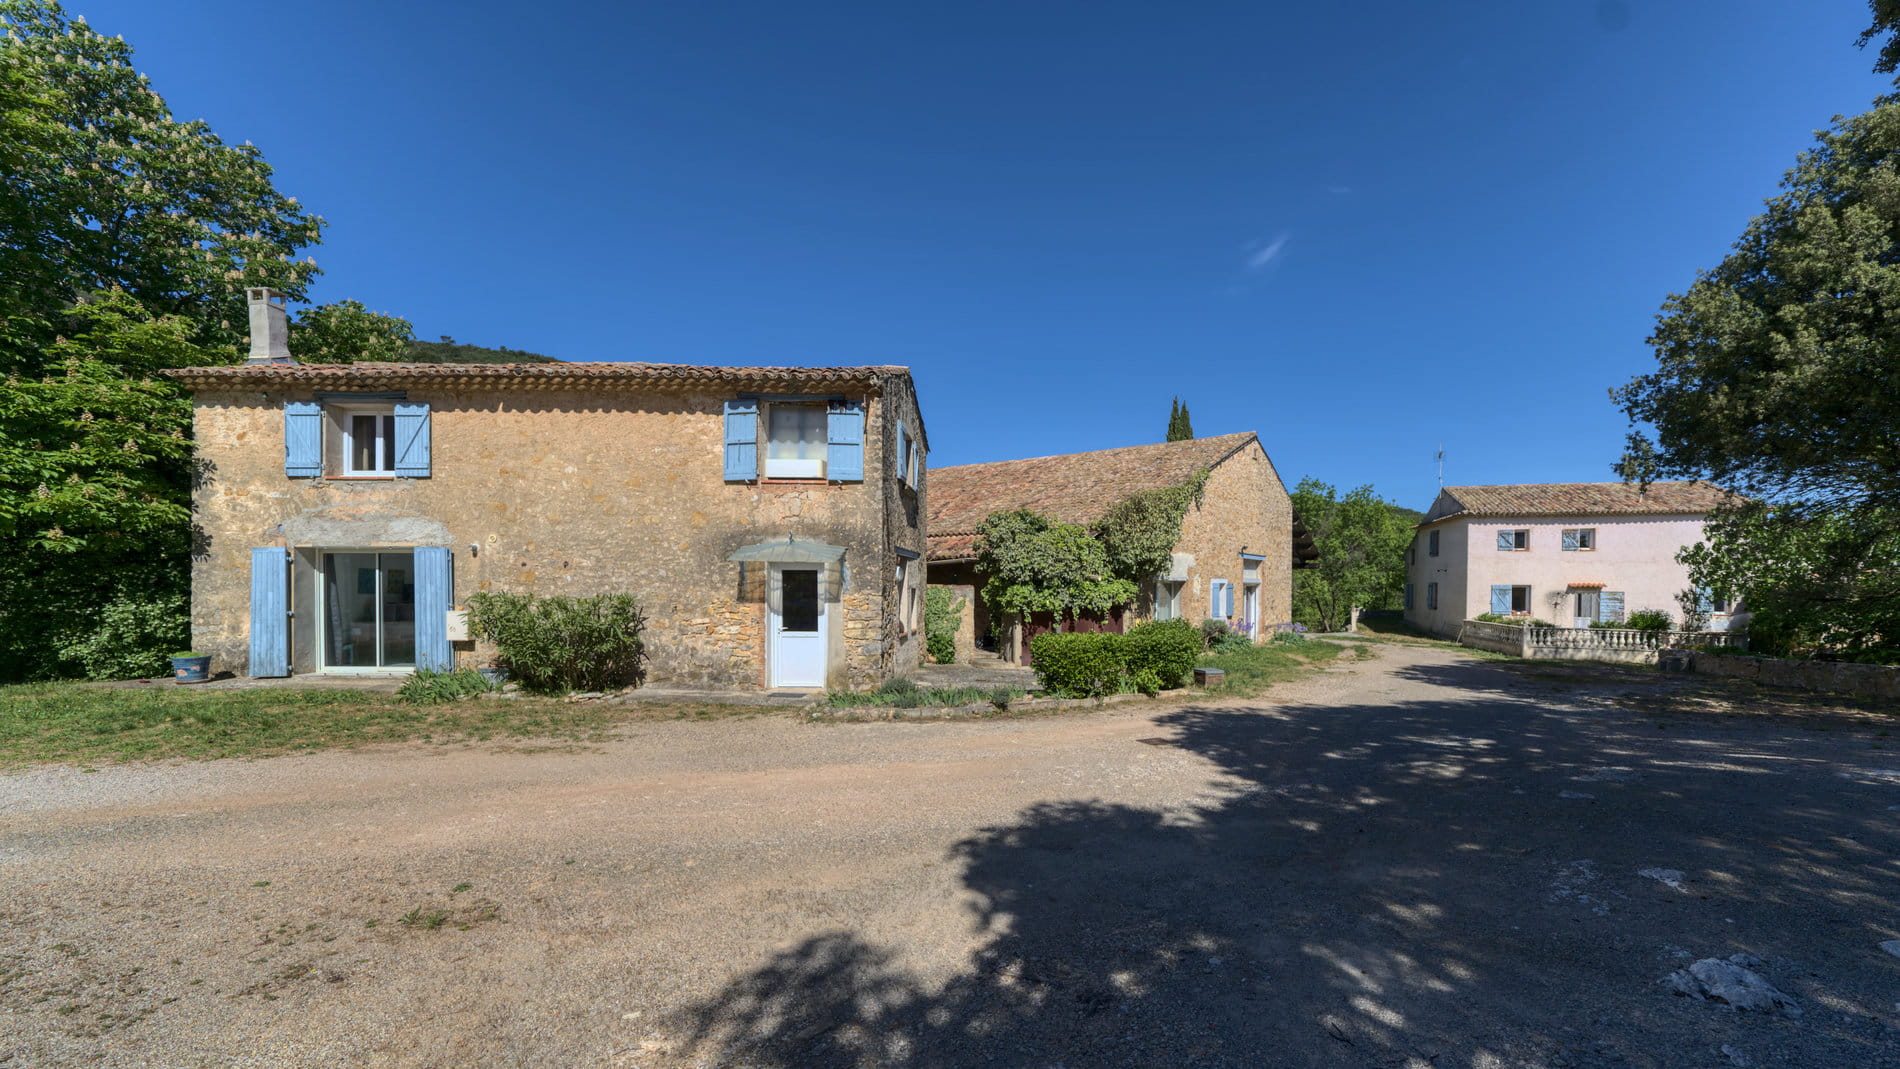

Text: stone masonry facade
xmin=1160 ymin=437 xmax=1293 ymax=632
xmin=174 ymin=363 xmax=925 ymax=691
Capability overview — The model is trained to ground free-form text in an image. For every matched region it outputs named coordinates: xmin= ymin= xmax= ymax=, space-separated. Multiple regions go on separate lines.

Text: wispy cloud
xmin=1326 ymin=184 xmax=1353 ymax=195
xmin=1246 ymin=233 xmax=1289 ymax=271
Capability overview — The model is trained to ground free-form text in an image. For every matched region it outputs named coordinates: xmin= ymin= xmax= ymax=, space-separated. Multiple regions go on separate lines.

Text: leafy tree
xmin=1288 ymin=478 xmax=1412 ymax=632
xmin=0 ymin=0 xmax=324 ymax=374
xmin=1678 ymin=503 xmax=1900 ymax=659
xmin=290 ymin=300 xmax=416 ymax=363
xmin=1859 ymin=0 xmax=1900 ymax=80
xmin=974 ymin=509 xmax=1138 ymax=627
xmin=1166 ymin=398 xmax=1194 ymax=442
xmin=1613 ymin=92 xmax=1900 ymax=653
xmin=0 ymin=292 xmax=223 ymax=679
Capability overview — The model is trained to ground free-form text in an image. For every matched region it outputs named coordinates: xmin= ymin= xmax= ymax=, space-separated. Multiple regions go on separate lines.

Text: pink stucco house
xmin=1403 ymin=482 xmax=1739 ymax=637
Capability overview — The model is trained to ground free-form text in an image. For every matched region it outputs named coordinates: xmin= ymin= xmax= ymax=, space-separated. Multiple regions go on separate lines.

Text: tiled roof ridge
xmin=161 ymin=361 xmax=910 ymax=387
xmin=924 ymin=432 xmax=1266 ymax=562
xmin=1423 ymin=480 xmax=1736 ymax=523
xmin=930 ymin=430 xmax=1256 ymax=475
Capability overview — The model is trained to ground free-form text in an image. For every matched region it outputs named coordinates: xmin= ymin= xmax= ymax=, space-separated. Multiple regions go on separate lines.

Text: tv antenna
xmin=1435 ymin=444 xmax=1445 ymax=488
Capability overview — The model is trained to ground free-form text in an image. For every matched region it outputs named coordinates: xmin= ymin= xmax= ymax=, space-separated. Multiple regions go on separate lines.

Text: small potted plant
xmin=169 ymin=651 xmax=211 ymax=684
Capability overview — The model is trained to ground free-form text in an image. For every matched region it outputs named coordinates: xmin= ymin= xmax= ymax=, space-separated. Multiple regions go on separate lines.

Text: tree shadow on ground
xmin=674 ymin=656 xmax=1900 ymax=1068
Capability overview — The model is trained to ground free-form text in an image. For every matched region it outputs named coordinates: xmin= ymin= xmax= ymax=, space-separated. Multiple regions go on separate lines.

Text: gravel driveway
xmin=3 ymin=643 xmax=1898 ymax=1068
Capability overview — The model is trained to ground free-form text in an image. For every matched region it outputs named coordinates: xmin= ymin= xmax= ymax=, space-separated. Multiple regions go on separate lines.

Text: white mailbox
xmin=445 ymin=608 xmax=470 ymax=642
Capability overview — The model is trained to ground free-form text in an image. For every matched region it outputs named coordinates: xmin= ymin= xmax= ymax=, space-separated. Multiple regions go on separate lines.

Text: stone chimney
xmin=244 ymin=287 xmax=295 ymax=365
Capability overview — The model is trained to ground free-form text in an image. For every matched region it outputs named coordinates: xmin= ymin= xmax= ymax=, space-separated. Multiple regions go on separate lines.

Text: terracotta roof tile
xmin=926 ymin=433 xmax=1258 ymax=561
xmin=162 ymin=361 xmax=909 ymax=391
xmin=1423 ymin=481 xmax=1736 ymax=523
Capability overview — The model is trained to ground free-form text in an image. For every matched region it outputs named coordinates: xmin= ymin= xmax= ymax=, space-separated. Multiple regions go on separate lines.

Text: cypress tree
xmin=1169 ymin=401 xmax=1194 ymax=442
xmin=1166 ymin=398 xmax=1181 ymax=441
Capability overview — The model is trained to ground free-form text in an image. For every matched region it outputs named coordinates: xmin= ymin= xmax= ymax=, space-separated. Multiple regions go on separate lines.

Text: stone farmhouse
xmin=166 ymin=289 xmax=927 ymax=691
xmin=1403 ymin=481 xmax=1739 ymax=637
xmin=925 ymin=432 xmax=1297 ymax=661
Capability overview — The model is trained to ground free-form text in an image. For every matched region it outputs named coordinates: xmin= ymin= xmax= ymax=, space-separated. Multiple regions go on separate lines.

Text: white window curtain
xmin=766 ymin=405 xmax=827 ymax=477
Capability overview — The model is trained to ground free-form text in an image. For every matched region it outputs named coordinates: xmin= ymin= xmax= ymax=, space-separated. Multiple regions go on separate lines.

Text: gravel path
xmin=3 ymin=644 xmax=1897 ymax=1067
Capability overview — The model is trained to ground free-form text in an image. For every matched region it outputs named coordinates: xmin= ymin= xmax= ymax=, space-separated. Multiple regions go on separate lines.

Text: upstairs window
xmin=1497 ymin=529 xmax=1529 ymax=551
xmin=723 ymin=398 xmax=865 ymax=482
xmin=284 ymin=398 xmax=430 ymax=479
xmin=1561 ymin=528 xmax=1596 ymax=551
xmin=764 ymin=403 xmax=828 ymax=479
xmin=897 ymin=423 xmax=921 ymax=487
xmin=344 ymin=411 xmax=397 ymax=476
xmin=1428 ymin=530 xmax=1440 ymax=556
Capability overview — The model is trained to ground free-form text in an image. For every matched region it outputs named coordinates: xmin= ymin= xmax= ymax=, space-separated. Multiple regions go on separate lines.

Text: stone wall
xmin=1165 ymin=439 xmax=1293 ymax=638
xmin=1687 ymin=651 xmax=1900 ymax=700
xmin=189 ymin=376 xmax=921 ymax=690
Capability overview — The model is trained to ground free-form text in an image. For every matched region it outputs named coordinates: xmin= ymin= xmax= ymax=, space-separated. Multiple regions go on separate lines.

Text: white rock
xmin=1662 ymin=956 xmax=1800 ymax=1016
xmin=1880 ymin=939 xmax=1900 ymax=960
xmin=1639 ymin=868 xmax=1688 ymax=892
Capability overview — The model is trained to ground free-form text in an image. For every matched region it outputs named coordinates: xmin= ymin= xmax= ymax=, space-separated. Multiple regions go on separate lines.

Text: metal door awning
xmin=727 ymin=536 xmax=846 ymax=564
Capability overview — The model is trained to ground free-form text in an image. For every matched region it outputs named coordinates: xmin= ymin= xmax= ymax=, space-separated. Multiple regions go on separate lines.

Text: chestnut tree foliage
xmin=0 ymin=1 xmax=326 ymax=678
xmin=1614 ymin=73 xmax=1900 ymax=655
xmin=290 ymin=301 xmax=416 ymax=364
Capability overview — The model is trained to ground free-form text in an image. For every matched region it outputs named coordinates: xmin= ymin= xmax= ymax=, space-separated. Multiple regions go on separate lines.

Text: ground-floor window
xmin=321 ymin=551 xmax=416 ymax=669
xmin=1510 ymin=585 xmax=1531 ymax=614
xmin=1426 ymin=582 xmax=1438 ymax=610
xmin=1154 ymin=580 xmax=1182 ymax=621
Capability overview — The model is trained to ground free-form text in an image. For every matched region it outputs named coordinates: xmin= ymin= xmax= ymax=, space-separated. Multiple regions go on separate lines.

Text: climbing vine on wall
xmin=1092 ymin=468 xmax=1209 ymax=585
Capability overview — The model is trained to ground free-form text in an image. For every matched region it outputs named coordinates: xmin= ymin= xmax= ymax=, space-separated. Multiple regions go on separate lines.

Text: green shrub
xmin=1130 ymin=668 xmax=1163 ymax=697
xmin=465 ymin=592 xmax=647 ymax=694
xmin=877 ymin=677 xmax=921 ymax=696
xmin=1030 ymin=631 xmax=1130 ymax=698
xmin=53 ymin=591 xmax=191 ymax=681
xmin=1624 ymin=609 xmax=1674 ymax=632
xmin=1268 ymin=630 xmax=1307 ymax=645
xmin=397 ymin=667 xmax=494 ymax=705
xmin=923 ymin=587 xmax=963 ymax=665
xmin=1211 ymin=632 xmax=1254 ymax=654
xmin=1125 ymin=619 xmax=1199 ymax=688
xmin=1199 ymin=618 xmax=1230 ymax=648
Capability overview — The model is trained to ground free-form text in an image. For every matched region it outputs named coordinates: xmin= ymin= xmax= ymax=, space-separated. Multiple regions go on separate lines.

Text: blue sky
xmin=76 ymin=0 xmax=1891 ymax=510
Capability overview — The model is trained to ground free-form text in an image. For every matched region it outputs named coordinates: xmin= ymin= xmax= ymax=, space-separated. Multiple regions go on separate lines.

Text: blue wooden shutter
xmin=1490 ymin=585 xmax=1512 ymax=614
xmin=1496 ymin=530 xmax=1515 ymax=551
xmin=896 ymin=424 xmax=911 ymax=485
xmin=827 ymin=401 xmax=864 ymax=481
xmin=1428 ymin=530 xmax=1439 ymax=556
xmin=1600 ymin=591 xmax=1624 ymax=624
xmin=393 ymin=401 xmax=431 ymax=477
xmin=1223 ymin=581 xmax=1235 ymax=618
xmin=284 ymin=401 xmax=322 ymax=477
xmin=1561 ymin=529 xmax=1579 ymax=551
xmin=1696 ymin=589 xmax=1714 ymax=615
xmin=249 ymin=547 xmax=289 ymax=677
xmin=414 ymin=546 xmax=453 ymax=671
xmin=1404 ymin=584 xmax=1414 ymax=610
xmin=723 ymin=399 xmax=758 ymax=481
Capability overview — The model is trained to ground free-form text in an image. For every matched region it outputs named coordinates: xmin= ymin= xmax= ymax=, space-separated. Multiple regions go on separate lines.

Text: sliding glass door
xmin=321 ymin=552 xmax=416 ymax=669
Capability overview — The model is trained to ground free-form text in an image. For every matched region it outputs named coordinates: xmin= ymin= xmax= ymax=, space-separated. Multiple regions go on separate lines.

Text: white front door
xmin=1573 ymin=589 xmax=1600 ymax=629
xmin=769 ymin=566 xmax=828 ymax=688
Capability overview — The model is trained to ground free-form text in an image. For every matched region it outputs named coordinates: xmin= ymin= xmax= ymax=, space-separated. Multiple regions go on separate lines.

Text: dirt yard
xmin=2 ymin=643 xmax=1897 ymax=1068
